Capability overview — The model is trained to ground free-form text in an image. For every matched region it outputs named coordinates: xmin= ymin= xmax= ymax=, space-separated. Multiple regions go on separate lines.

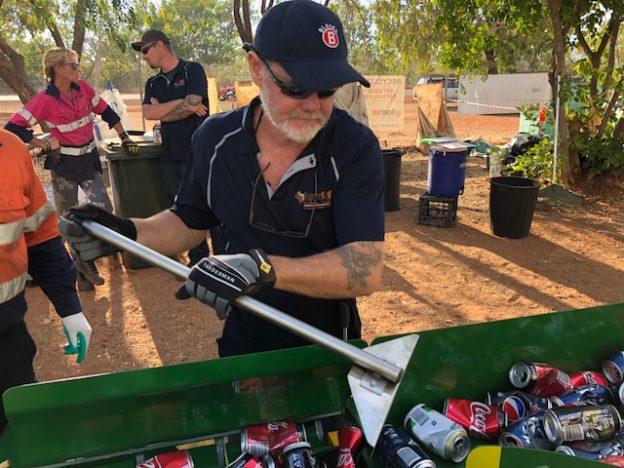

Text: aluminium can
xmin=404 ymin=404 xmax=470 ymax=462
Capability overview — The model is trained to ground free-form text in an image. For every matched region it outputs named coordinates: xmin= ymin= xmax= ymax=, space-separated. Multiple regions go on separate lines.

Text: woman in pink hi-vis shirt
xmin=5 ymin=47 xmax=139 ymax=291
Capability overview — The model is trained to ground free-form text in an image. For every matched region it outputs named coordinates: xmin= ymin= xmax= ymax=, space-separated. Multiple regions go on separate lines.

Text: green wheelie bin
xmin=3 ymin=303 xmax=624 ymax=467
xmin=100 ymin=137 xmax=169 ymax=269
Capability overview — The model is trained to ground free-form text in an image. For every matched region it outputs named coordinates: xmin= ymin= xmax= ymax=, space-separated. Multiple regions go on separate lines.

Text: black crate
xmin=417 ymin=192 xmax=458 ymax=227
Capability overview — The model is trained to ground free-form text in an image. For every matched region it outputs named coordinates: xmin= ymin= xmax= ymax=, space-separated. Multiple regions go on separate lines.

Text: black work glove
xmin=120 ymin=132 xmax=139 ymax=155
xmin=58 ymin=203 xmax=137 ymax=261
xmin=185 ymin=249 xmax=275 ymax=316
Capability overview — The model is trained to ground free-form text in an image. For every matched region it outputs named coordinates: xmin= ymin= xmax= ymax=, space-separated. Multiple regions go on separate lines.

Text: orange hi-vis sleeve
xmin=0 ymin=129 xmax=57 ymax=304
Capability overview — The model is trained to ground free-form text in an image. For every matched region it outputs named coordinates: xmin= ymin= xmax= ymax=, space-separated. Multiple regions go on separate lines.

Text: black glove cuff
xmin=118 ymin=217 xmax=138 ymax=240
xmin=248 ymin=249 xmax=276 ymax=287
xmin=119 ymin=131 xmax=130 ymax=140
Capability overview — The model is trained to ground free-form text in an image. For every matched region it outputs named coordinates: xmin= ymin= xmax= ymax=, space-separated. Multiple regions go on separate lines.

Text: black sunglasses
xmin=141 ymin=42 xmax=157 ymax=55
xmin=248 ymin=163 xmax=316 ymax=238
xmin=244 ymin=44 xmax=336 ymax=100
xmin=61 ymin=62 xmax=80 ymax=70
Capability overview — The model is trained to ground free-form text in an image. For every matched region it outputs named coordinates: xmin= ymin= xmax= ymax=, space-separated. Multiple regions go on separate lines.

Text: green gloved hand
xmin=120 ymin=132 xmax=139 ymax=155
xmin=62 ymin=312 xmax=92 ymax=364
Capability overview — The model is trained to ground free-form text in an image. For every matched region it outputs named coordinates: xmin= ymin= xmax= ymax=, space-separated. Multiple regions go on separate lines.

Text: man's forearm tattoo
xmin=337 ymin=244 xmax=382 ymax=289
xmin=162 ymin=95 xmax=202 ymax=121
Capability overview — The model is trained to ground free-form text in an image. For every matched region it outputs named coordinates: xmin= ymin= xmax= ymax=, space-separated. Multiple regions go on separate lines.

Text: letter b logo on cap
xmin=319 ymin=24 xmax=339 ymax=48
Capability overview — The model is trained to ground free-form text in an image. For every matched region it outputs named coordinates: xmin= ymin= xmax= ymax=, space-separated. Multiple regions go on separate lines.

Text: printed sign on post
xmin=362 ymin=75 xmax=405 ymax=132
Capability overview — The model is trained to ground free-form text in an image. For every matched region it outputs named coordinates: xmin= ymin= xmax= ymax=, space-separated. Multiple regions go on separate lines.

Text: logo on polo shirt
xmin=174 ymin=78 xmax=186 ymax=88
xmin=295 ymin=190 xmax=332 ymax=210
xmin=318 ymin=24 xmax=339 ymax=48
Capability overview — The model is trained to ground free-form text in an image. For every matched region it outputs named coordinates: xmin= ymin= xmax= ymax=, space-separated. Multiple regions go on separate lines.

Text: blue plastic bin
xmin=427 ymin=145 xmax=469 ymax=198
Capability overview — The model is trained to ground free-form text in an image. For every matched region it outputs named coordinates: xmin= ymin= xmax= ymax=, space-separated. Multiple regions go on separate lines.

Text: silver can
xmin=544 ymin=405 xmax=622 ymax=446
xmin=152 ymin=123 xmax=162 ymax=144
xmin=404 ymin=404 xmax=470 ymax=462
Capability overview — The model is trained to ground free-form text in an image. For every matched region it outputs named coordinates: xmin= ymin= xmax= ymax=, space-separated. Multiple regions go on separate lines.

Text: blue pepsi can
xmin=551 ymin=385 xmax=614 ymax=408
xmin=603 ymin=351 xmax=624 ymax=384
xmin=498 ymin=411 xmax=553 ymax=451
xmin=556 ymin=445 xmax=602 ymax=460
xmin=500 ymin=396 xmax=526 ymax=423
xmin=486 ymin=390 xmax=551 ymax=416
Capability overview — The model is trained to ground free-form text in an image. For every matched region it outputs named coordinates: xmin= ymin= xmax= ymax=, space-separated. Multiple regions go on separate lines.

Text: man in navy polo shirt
xmin=61 ymin=0 xmax=385 ymax=356
xmin=132 ymin=29 xmax=211 ymax=299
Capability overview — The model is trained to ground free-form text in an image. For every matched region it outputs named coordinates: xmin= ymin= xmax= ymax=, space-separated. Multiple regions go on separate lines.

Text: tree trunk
xmin=233 ymin=0 xmax=253 ymax=43
xmin=546 ymin=0 xmax=581 ymax=185
xmin=484 ymin=49 xmax=498 ymax=74
xmin=72 ymin=0 xmax=88 ymax=58
xmin=0 ymin=39 xmax=37 ymax=104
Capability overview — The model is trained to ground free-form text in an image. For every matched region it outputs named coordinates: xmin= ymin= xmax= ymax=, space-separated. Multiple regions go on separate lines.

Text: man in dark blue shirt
xmin=132 ymin=29 xmax=211 ymax=299
xmin=62 ymin=0 xmax=385 ymax=356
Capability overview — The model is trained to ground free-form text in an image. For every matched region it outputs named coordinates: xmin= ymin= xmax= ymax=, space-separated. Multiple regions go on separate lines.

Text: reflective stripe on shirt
xmin=60 ymin=141 xmax=96 ymax=156
xmin=0 ymin=272 xmax=28 ymax=303
xmin=0 ymin=220 xmax=24 ymax=246
xmin=0 ymin=201 xmax=54 ymax=247
xmin=91 ymin=94 xmax=100 ymax=107
xmin=23 ymin=202 xmax=55 ymax=233
xmin=48 ymin=114 xmax=94 ymax=134
xmin=18 ymin=108 xmax=37 ymax=125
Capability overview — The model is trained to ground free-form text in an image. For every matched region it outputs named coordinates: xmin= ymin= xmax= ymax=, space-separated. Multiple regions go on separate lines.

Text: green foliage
xmin=329 ymin=1 xmax=386 ymax=74
xmin=432 ymin=0 xmax=551 ymax=74
xmin=572 ymin=132 xmax=624 ymax=176
xmin=144 ymin=0 xmax=238 ymax=65
xmin=509 ymin=137 xmax=556 ymax=182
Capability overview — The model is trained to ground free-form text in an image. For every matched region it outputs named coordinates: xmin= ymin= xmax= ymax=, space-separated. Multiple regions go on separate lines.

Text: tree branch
xmin=575 ymin=24 xmax=594 ymax=63
xmin=233 ymin=0 xmax=252 ymax=43
xmin=614 ymin=115 xmax=624 ymax=140
xmin=71 ymin=0 xmax=88 ymax=58
xmin=596 ymin=78 xmax=623 ymax=139
xmin=243 ymin=0 xmax=252 ymax=40
xmin=604 ymin=15 xmax=621 ymax=91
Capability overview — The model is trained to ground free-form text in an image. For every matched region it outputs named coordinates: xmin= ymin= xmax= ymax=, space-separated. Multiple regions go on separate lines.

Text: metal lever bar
xmin=81 ymin=220 xmax=403 ymax=383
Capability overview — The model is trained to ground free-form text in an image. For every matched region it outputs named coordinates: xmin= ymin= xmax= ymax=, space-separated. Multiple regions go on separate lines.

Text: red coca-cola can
xmin=509 ymin=362 xmax=572 ymax=397
xmin=336 ymin=427 xmax=363 ymax=468
xmin=443 ymin=399 xmax=505 ymax=441
xmin=230 ymin=454 xmax=275 ymax=468
xmin=137 ymin=450 xmax=193 ymax=468
xmin=602 ymin=456 xmax=624 ymax=467
xmin=569 ymin=370 xmax=609 ymax=388
xmin=241 ymin=421 xmax=306 ymax=459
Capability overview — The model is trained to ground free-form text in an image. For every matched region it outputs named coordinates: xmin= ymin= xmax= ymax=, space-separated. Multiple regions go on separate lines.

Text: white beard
xmin=259 ymin=88 xmax=329 ymax=144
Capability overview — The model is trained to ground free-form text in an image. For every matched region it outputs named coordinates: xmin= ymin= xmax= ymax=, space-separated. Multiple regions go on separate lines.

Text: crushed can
xmin=550 ymin=384 xmax=614 ymax=408
xmin=281 ymin=442 xmax=318 ymax=468
xmin=486 ymin=390 xmax=552 ymax=417
xmin=378 ymin=425 xmax=436 ymax=468
xmin=509 ymin=362 xmax=572 ymax=397
xmin=404 ymin=404 xmax=470 ymax=462
xmin=544 ymin=404 xmax=622 ymax=445
xmin=137 ymin=450 xmax=193 ymax=468
xmin=570 ymin=371 xmax=610 ymax=388
xmin=604 ymin=352 xmax=624 ymax=384
xmin=498 ymin=411 xmax=552 ymax=451
xmin=443 ymin=398 xmax=505 ymax=441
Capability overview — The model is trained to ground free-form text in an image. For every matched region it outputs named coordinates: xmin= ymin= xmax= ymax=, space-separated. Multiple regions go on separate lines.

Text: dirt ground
xmin=2 ymin=97 xmax=624 ymax=382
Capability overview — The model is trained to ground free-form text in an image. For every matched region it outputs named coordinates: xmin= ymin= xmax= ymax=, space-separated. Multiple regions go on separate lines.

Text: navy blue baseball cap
xmin=250 ymin=0 xmax=370 ymax=91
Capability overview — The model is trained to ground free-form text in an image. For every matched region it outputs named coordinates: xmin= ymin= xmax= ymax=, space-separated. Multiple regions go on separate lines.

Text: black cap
xmin=131 ymin=29 xmax=171 ymax=52
xmin=250 ymin=0 xmax=369 ymax=91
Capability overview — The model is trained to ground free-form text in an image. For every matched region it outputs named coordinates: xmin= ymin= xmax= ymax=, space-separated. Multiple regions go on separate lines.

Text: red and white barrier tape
xmin=446 ymin=99 xmax=519 ymax=111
